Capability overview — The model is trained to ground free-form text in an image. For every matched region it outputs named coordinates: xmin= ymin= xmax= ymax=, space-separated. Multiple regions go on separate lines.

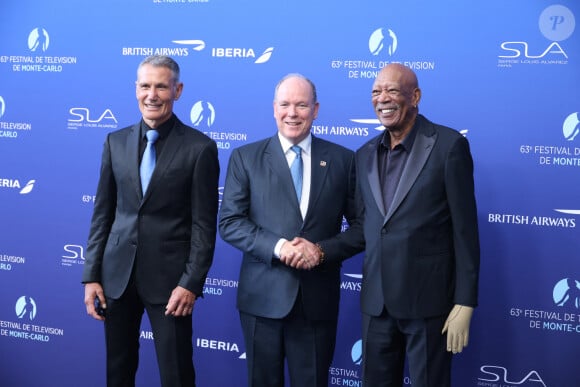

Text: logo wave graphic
xmin=20 ymin=180 xmax=36 ymax=194
xmin=172 ymin=39 xmax=206 ymax=51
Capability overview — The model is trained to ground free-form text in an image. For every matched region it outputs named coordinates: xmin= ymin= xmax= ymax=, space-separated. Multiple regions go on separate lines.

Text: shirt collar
xmin=278 ymin=132 xmax=312 ymax=156
xmin=380 ymin=123 xmax=418 ymax=152
xmin=140 ymin=114 xmax=175 ymax=140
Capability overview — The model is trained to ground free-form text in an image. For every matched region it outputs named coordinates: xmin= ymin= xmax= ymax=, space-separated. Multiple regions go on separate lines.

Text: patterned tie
xmin=290 ymin=145 xmax=303 ymax=201
xmin=140 ymin=129 xmax=159 ymax=194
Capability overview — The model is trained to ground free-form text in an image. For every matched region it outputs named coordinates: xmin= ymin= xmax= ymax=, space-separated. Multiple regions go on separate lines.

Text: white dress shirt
xmin=273 ymin=133 xmax=312 ymax=258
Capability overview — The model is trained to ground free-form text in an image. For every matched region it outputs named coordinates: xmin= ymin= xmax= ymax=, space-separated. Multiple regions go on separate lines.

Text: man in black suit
xmin=82 ymin=55 xmax=219 ymax=387
xmin=219 ymin=73 xmax=364 ymax=387
xmin=356 ymin=63 xmax=480 ymax=387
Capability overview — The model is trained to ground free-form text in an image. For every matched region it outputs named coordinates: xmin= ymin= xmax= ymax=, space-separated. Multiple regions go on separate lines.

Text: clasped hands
xmin=279 ymin=237 xmax=323 ymax=270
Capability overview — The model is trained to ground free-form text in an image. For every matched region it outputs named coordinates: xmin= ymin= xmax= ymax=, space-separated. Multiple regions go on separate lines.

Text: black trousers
xmin=362 ymin=309 xmax=451 ymax=387
xmin=104 ymin=280 xmax=195 ymax=387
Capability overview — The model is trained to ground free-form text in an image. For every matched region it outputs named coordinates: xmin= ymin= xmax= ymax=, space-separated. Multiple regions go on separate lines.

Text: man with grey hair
xmin=219 ymin=73 xmax=364 ymax=386
xmin=82 ymin=55 xmax=219 ymax=387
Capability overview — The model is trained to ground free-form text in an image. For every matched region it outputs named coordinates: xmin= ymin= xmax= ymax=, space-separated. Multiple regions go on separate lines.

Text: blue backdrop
xmin=1 ymin=1 xmax=579 ymax=386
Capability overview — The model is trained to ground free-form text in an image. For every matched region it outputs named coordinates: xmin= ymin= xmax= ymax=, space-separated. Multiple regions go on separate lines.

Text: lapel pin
xmin=320 ymin=161 xmax=327 ymax=167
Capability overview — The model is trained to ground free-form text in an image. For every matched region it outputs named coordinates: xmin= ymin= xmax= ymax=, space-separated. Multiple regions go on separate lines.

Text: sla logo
xmin=553 ymin=278 xmax=580 ymax=309
xmin=478 ymin=365 xmax=547 ymax=386
xmin=68 ymin=108 xmax=118 ymax=125
xmin=369 ymin=28 xmax=398 ymax=56
xmin=499 ymin=5 xmax=574 ymax=61
xmin=190 ymin=101 xmax=216 ymax=129
xmin=499 ymin=41 xmax=567 ymax=60
xmin=15 ymin=296 xmax=37 ymax=321
xmin=62 ymin=244 xmax=86 ymax=260
xmin=0 ymin=96 xmax=5 ymax=119
xmin=28 ymin=28 xmax=49 ymax=52
xmin=563 ymin=112 xmax=580 ymax=141
xmin=351 ymin=339 xmax=362 ymax=365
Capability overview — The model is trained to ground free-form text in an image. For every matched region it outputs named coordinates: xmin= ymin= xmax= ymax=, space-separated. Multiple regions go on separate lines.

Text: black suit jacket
xmin=219 ymin=135 xmax=364 ymax=321
xmin=82 ymin=115 xmax=220 ymax=304
xmin=356 ymin=114 xmax=480 ymax=319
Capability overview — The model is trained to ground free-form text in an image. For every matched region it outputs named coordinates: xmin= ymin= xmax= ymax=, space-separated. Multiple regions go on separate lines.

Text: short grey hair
xmin=274 ymin=73 xmax=318 ymax=104
xmin=138 ymin=55 xmax=181 ymax=83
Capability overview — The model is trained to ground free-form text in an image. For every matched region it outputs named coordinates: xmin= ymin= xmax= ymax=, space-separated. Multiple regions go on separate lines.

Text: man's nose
xmin=147 ymin=87 xmax=159 ymax=98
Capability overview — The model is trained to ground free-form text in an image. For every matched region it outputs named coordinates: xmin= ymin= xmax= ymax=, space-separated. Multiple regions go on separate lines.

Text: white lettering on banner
xmin=488 ymin=213 xmax=576 ymax=228
xmin=0 ymin=320 xmax=22 ymax=329
xmin=510 ymin=306 xmax=580 ymax=335
xmin=0 ymin=179 xmax=20 ymax=188
xmin=533 ymin=145 xmax=573 ymax=155
xmin=204 ymin=277 xmax=238 ymax=288
xmin=203 ymin=287 xmax=222 ymax=295
xmin=0 ymin=320 xmax=64 ymax=343
xmin=122 ymin=47 xmax=190 ymax=56
xmin=211 ymin=48 xmax=255 ymax=58
xmin=542 ymin=322 xmax=580 ymax=332
xmin=43 ymin=56 xmax=77 ymax=64
xmin=311 ymin=125 xmax=369 ymax=137
xmin=0 ymin=122 xmax=32 ymax=130
xmin=0 ymin=255 xmax=25 ymax=263
xmin=31 ymin=325 xmax=64 ymax=335
xmin=521 ymin=144 xmax=580 ymax=166
xmin=340 ymin=281 xmax=361 ymax=291
xmin=329 ymin=368 xmax=363 ymax=386
xmin=530 ymin=216 xmax=576 ymax=227
xmin=196 ymin=338 xmax=239 ymax=352
xmin=552 ymin=157 xmax=580 ymax=166
xmin=16 ymin=65 xmax=63 ymax=72
xmin=140 ymin=330 xmax=154 ymax=340
xmin=203 ymin=132 xmax=247 ymax=141
xmin=122 ymin=47 xmax=154 ymax=56
xmin=329 ymin=368 xmax=359 ymax=378
xmin=8 ymin=56 xmax=33 ymax=63
xmin=154 ymin=47 xmax=189 ymax=56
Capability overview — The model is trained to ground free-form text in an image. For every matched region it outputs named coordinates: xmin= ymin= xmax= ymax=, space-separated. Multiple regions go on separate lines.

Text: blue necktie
xmin=290 ymin=145 xmax=303 ymax=201
xmin=140 ymin=130 xmax=159 ymax=194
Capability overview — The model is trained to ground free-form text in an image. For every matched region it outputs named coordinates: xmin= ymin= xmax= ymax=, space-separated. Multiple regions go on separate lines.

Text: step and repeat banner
xmin=1 ymin=1 xmax=578 ymax=386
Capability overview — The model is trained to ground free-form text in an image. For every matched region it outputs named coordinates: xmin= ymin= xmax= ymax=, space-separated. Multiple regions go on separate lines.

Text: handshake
xmin=279 ymin=237 xmax=325 ymax=270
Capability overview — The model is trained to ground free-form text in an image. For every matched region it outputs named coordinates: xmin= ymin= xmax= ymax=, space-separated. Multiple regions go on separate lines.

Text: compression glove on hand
xmin=441 ymin=304 xmax=474 ymax=354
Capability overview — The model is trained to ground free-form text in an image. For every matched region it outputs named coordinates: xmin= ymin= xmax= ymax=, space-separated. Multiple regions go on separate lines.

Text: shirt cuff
xmin=273 ymin=238 xmax=287 ymax=259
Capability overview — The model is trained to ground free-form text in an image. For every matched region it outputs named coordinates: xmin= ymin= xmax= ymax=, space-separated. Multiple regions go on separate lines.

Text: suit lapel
xmin=384 ymin=119 xmax=436 ymax=223
xmin=265 ymin=136 xmax=303 ymax=219
xmin=362 ymin=136 xmax=386 ymax=215
xmin=127 ymin=123 xmax=143 ymax=200
xmin=305 ymin=137 xmax=329 ymax=220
